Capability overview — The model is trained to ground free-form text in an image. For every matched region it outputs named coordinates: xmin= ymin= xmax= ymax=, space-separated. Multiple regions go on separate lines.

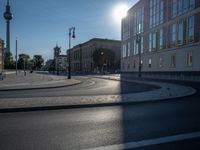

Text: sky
xmin=0 ymin=0 xmax=138 ymax=61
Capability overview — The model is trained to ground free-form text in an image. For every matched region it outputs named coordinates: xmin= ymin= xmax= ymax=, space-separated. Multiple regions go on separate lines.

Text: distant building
xmin=121 ymin=0 xmax=200 ymax=80
xmin=68 ymin=38 xmax=121 ymax=74
xmin=52 ymin=45 xmax=68 ymax=74
xmin=0 ymin=39 xmax=4 ymax=72
xmin=44 ymin=59 xmax=54 ymax=71
xmin=55 ymin=55 xmax=68 ymax=72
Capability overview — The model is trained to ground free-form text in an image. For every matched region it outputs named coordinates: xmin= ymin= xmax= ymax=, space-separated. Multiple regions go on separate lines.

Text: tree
xmin=17 ymin=53 xmax=30 ymax=70
xmin=32 ymin=55 xmax=44 ymax=70
xmin=92 ymin=48 xmax=115 ymax=72
xmin=4 ymin=52 xmax=15 ymax=69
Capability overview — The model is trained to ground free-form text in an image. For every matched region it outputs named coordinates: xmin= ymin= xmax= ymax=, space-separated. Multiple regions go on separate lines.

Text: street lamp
xmin=68 ymin=27 xmax=75 ymax=79
xmin=15 ymin=37 xmax=18 ymax=75
xmin=1 ymin=40 xmax=5 ymax=78
xmin=136 ymin=33 xmax=142 ymax=78
xmin=23 ymin=57 xmax=26 ymax=76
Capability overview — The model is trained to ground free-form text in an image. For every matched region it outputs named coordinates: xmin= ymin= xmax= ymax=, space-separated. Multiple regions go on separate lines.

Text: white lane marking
xmin=87 ymin=131 xmax=200 ymax=150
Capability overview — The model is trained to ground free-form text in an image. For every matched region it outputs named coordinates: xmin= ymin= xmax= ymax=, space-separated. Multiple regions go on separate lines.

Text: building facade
xmin=68 ymin=38 xmax=121 ymax=74
xmin=121 ymin=0 xmax=200 ymax=80
xmin=56 ymin=55 xmax=68 ymax=72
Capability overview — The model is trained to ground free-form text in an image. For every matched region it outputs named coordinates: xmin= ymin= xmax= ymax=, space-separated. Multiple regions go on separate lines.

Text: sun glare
xmin=112 ymin=4 xmax=129 ymax=23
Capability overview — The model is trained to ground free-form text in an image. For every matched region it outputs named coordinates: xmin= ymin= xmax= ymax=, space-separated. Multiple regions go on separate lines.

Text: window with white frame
xmin=159 ymin=57 xmax=163 ymax=68
xmin=141 ymin=60 xmax=143 ymax=68
xmin=122 ymin=44 xmax=127 ymax=58
xmin=171 ymin=54 xmax=176 ymax=67
xmin=148 ymin=58 xmax=152 ymax=68
xmin=134 ymin=39 xmax=138 ymax=55
xmin=186 ymin=52 xmax=193 ymax=67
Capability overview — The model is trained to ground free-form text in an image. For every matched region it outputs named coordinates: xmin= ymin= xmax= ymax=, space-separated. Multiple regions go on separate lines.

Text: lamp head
xmin=72 ymin=28 xmax=76 ymax=39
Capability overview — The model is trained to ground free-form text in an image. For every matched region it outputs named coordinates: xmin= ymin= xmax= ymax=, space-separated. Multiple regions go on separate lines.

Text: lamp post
xmin=23 ymin=57 xmax=26 ymax=76
xmin=15 ymin=37 xmax=18 ymax=75
xmin=1 ymin=40 xmax=5 ymax=78
xmin=68 ymin=27 xmax=75 ymax=79
xmin=136 ymin=34 xmax=142 ymax=78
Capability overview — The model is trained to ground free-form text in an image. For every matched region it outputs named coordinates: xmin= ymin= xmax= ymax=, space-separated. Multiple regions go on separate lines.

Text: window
xmin=172 ymin=0 xmax=195 ymax=18
xmin=177 ymin=20 xmax=184 ymax=45
xmin=150 ymin=0 xmax=164 ymax=28
xmin=134 ymin=39 xmax=138 ymax=55
xmin=149 ymin=32 xmax=157 ymax=51
xmin=178 ymin=0 xmax=183 ymax=15
xmin=127 ymin=43 xmax=131 ymax=57
xmin=172 ymin=0 xmax=177 ymax=18
xmin=159 ymin=57 xmax=163 ymax=68
xmin=171 ymin=54 xmax=176 ymax=67
xmin=122 ymin=44 xmax=127 ymax=58
xmin=159 ymin=28 xmax=164 ymax=49
xmin=141 ymin=37 xmax=144 ymax=53
xmin=149 ymin=33 xmax=152 ymax=52
xmin=189 ymin=0 xmax=195 ymax=10
xmin=171 ymin=23 xmax=177 ymax=46
xmin=148 ymin=58 xmax=152 ymax=68
xmin=134 ymin=37 xmax=143 ymax=55
xmin=133 ymin=60 xmax=136 ymax=69
xmin=186 ymin=52 xmax=193 ymax=67
xmin=160 ymin=1 xmax=164 ymax=23
xmin=183 ymin=0 xmax=188 ymax=13
xmin=188 ymin=16 xmax=194 ymax=43
xmin=141 ymin=60 xmax=143 ymax=68
xmin=134 ymin=7 xmax=144 ymax=35
xmin=127 ymin=63 xmax=130 ymax=69
xmin=122 ymin=17 xmax=130 ymax=41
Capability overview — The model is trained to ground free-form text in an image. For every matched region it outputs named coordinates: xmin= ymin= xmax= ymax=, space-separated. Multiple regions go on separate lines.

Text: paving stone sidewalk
xmin=0 ymin=72 xmax=81 ymax=90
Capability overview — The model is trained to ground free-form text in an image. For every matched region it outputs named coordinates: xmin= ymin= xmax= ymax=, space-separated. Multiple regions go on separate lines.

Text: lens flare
xmin=112 ymin=4 xmax=129 ymax=23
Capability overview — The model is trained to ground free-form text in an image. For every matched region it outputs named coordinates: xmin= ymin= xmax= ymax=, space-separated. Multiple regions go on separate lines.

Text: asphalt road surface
xmin=0 ymin=77 xmax=200 ymax=149
xmin=0 ymin=77 xmax=159 ymax=98
xmin=0 ymin=98 xmax=200 ymax=150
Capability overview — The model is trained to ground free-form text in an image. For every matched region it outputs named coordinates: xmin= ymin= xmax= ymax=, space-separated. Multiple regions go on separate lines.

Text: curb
xmin=0 ymin=93 xmax=197 ymax=113
xmin=0 ymin=76 xmax=197 ymax=113
xmin=0 ymin=80 xmax=82 ymax=91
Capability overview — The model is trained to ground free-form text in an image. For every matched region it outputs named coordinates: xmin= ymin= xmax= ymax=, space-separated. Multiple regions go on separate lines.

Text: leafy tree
xmin=32 ymin=55 xmax=44 ymax=70
xmin=17 ymin=53 xmax=30 ymax=70
xmin=4 ymin=52 xmax=15 ymax=69
xmin=28 ymin=59 xmax=35 ymax=70
xmin=92 ymin=48 xmax=115 ymax=72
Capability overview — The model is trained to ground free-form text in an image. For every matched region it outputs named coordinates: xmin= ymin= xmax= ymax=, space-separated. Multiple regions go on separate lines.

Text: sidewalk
xmin=0 ymin=74 xmax=196 ymax=112
xmin=0 ymin=72 xmax=81 ymax=91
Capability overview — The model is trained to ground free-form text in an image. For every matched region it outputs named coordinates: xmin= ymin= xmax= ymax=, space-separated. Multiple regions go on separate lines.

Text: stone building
xmin=68 ymin=38 xmax=121 ymax=74
xmin=121 ymin=0 xmax=200 ymax=80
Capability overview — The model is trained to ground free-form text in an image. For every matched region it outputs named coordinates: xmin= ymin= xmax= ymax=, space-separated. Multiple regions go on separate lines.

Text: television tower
xmin=4 ymin=0 xmax=13 ymax=53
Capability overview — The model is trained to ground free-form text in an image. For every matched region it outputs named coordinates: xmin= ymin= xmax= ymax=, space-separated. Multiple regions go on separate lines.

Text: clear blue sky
xmin=0 ymin=0 xmax=138 ymax=61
